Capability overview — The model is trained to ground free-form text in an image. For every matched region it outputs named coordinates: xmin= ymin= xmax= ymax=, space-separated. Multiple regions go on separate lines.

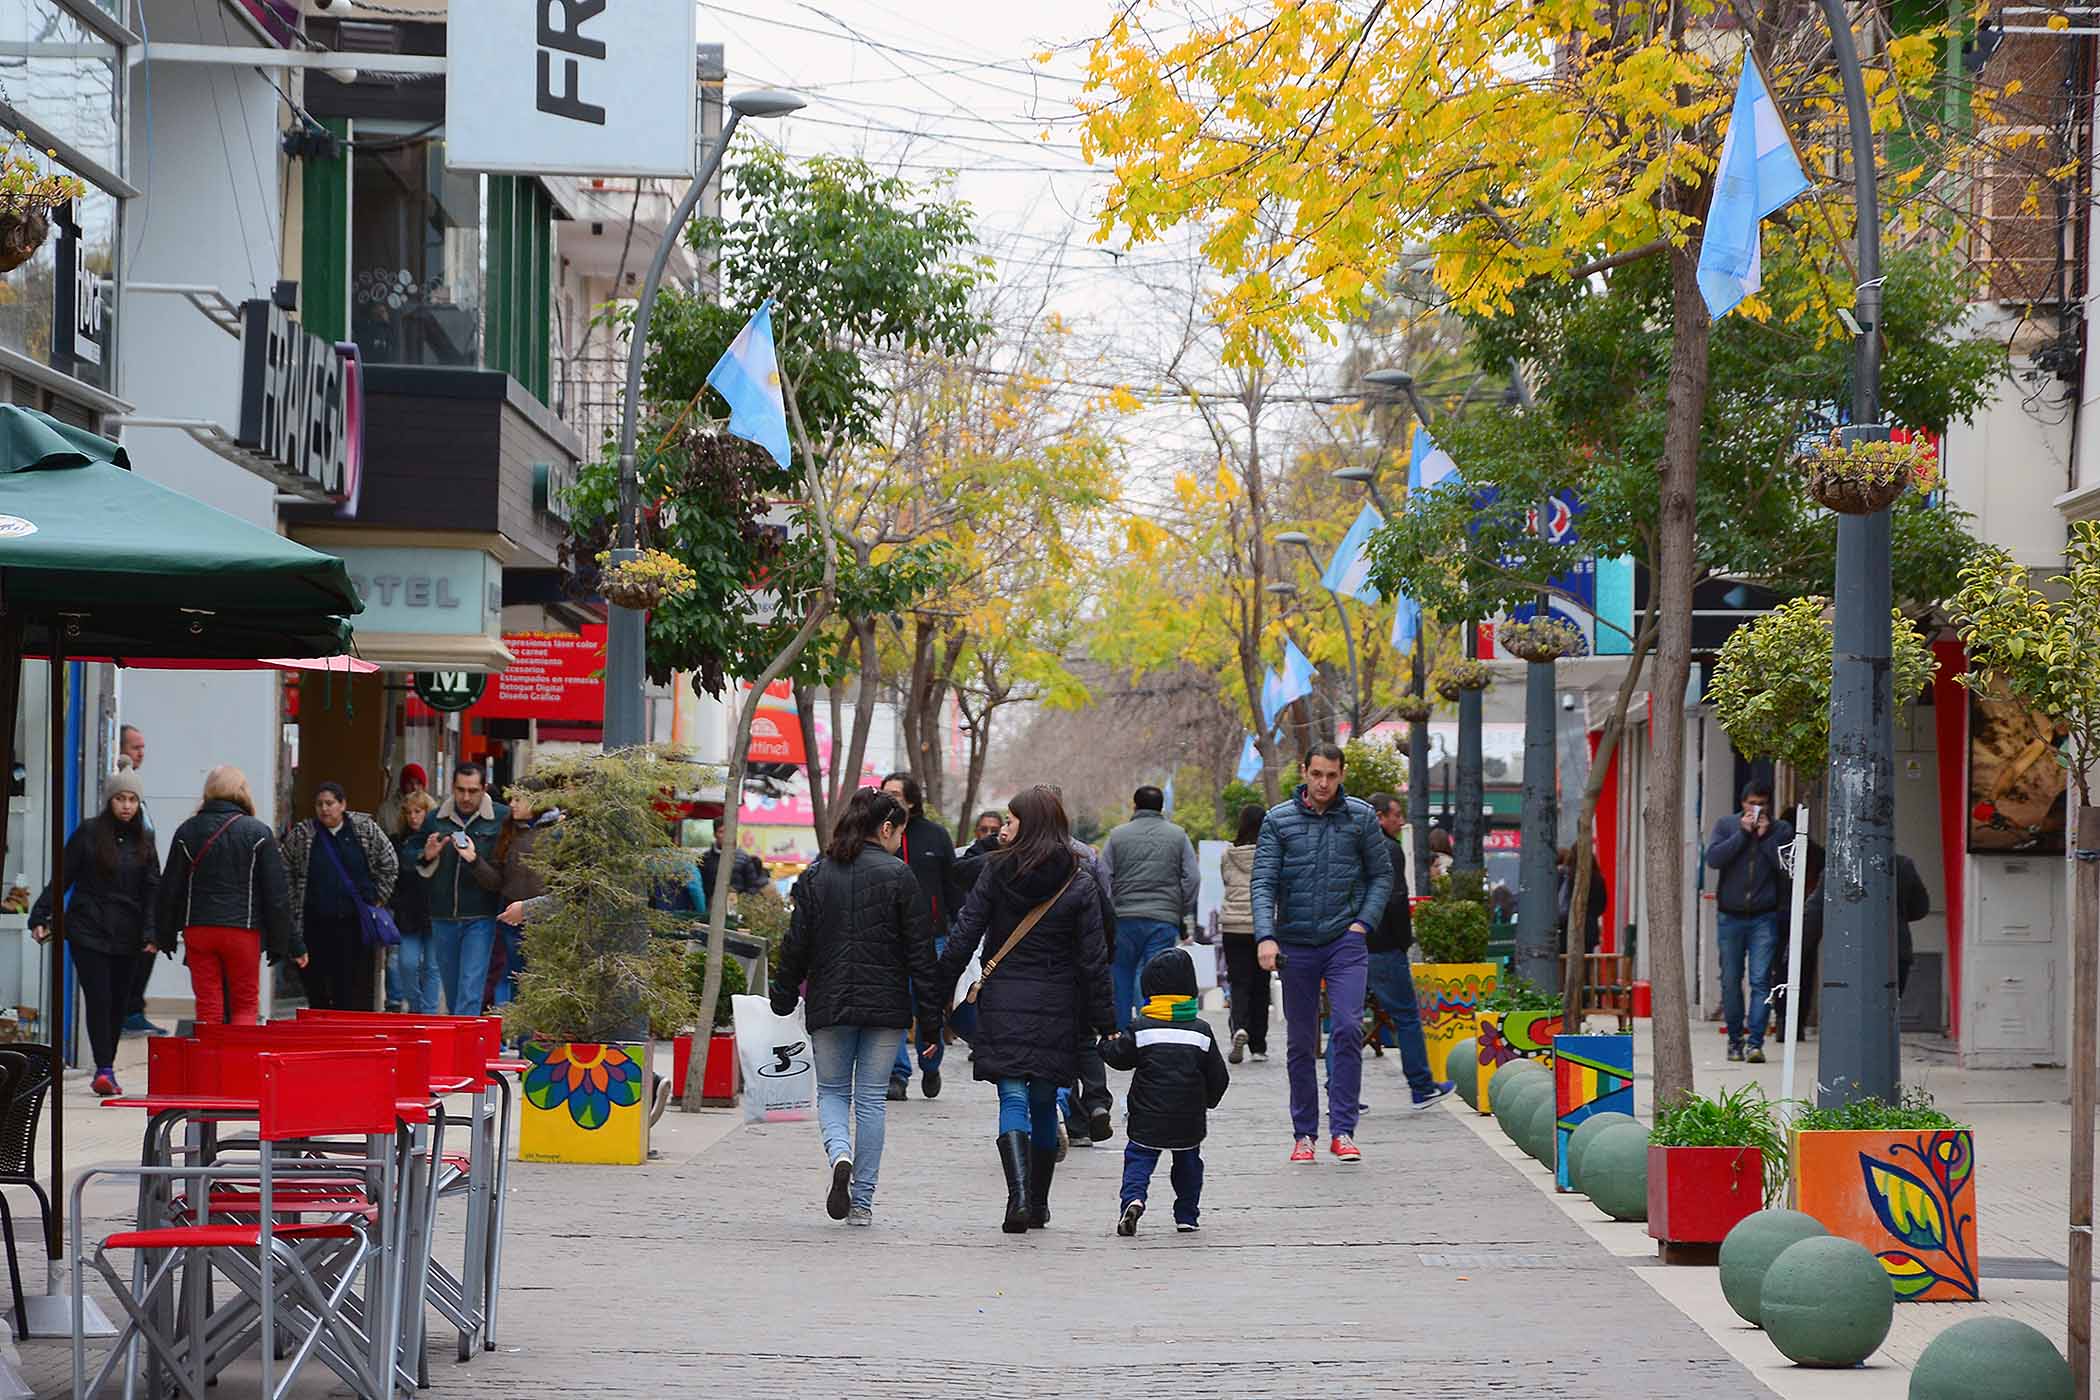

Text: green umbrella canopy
xmin=0 ymin=407 xmax=361 ymax=659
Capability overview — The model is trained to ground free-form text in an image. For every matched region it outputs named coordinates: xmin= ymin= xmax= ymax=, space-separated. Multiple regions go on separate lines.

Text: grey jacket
xmin=1099 ymin=810 xmax=1198 ymax=926
xmin=1250 ymin=787 xmax=1393 ymax=946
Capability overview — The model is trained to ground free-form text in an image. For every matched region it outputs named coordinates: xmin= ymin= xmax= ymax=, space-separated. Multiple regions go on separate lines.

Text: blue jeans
xmin=1279 ymin=932 xmax=1369 ymax=1139
xmin=492 ymin=923 xmax=526 ymax=1007
xmin=1717 ymin=910 xmax=1781 ymax=1049
xmin=812 ymin=1025 xmax=895 ymax=1210
xmin=1366 ymin=950 xmax=1438 ymax=1097
xmin=431 ymin=916 xmax=497 ymax=1017
xmin=996 ymin=1077 xmax=1062 ymax=1151
xmin=1120 ymin=1143 xmax=1204 ymax=1225
xmin=894 ymin=936 xmax=956 ymax=1083
xmin=1112 ymin=918 xmax=1182 ymax=1029
xmin=394 ymin=931 xmax=442 ymax=1015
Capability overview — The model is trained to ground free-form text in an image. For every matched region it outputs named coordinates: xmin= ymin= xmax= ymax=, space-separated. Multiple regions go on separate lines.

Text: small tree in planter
xmin=506 ymin=748 xmax=700 ymax=1165
xmin=1788 ymin=1094 xmax=1976 ymax=1302
xmin=0 ymin=137 xmax=85 ymax=275
xmin=1646 ymin=1085 xmax=1789 ymax=1263
xmin=1413 ymin=877 xmax=1495 ymax=1082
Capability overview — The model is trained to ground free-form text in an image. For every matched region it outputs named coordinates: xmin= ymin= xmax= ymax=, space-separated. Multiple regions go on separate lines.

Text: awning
xmin=353 ymin=632 xmax=514 ymax=673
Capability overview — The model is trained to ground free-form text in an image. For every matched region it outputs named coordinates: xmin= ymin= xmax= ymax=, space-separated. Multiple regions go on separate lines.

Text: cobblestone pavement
xmin=25 ymin=1013 xmax=1773 ymax=1397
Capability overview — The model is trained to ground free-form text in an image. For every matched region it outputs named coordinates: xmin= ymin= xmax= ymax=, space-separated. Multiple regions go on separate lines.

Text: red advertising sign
xmin=474 ymin=626 xmax=606 ymax=721
xmin=743 ymin=678 xmax=807 ymax=766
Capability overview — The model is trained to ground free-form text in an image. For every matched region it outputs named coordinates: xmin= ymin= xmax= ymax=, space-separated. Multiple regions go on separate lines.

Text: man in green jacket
xmin=415 ymin=762 xmax=505 ymax=1014
xmin=1100 ymin=786 xmax=1198 ymax=1029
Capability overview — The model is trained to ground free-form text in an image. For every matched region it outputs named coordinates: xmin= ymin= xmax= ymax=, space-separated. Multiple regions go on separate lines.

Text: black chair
xmin=0 ymin=1048 xmax=54 ymax=1342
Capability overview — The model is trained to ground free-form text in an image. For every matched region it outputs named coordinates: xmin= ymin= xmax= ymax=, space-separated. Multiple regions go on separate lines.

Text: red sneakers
xmin=1330 ymin=1134 xmax=1362 ymax=1164
xmin=1289 ymin=1136 xmax=1316 ymax=1164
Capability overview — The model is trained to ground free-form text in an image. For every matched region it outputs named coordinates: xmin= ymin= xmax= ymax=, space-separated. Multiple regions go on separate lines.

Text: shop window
xmin=349 ymin=134 xmax=481 ymax=368
xmin=486 ymin=176 xmax=553 ymax=402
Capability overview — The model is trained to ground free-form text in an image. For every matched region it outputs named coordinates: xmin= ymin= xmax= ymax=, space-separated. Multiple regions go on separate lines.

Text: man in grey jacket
xmin=1100 ymin=786 xmax=1198 ymax=1030
xmin=1705 ymin=777 xmax=1794 ymax=1063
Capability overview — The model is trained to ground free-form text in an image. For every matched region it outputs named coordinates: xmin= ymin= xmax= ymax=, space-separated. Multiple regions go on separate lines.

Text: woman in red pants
xmin=154 ymin=766 xmax=302 ymax=1023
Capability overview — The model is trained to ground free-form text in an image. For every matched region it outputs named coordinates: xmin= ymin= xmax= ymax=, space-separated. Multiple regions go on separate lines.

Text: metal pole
xmin=1813 ymin=0 xmax=1895 ymax=1107
xmin=1780 ymin=804 xmax=1810 ymax=1121
xmin=1456 ymin=621 xmax=1484 ymax=870
xmin=1410 ymin=646 xmax=1431 ymax=879
xmin=2070 ymin=806 xmax=2099 ymax=1397
xmin=1326 ymin=589 xmax=1361 ymax=735
xmin=1516 ymin=653 xmax=1558 ymax=990
xmin=603 ymin=107 xmax=746 ymax=752
xmin=46 ymin=632 xmax=64 ymax=1260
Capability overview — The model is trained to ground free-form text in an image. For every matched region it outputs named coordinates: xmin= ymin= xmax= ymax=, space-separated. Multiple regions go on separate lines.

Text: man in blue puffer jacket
xmin=1251 ymin=742 xmax=1392 ymax=1166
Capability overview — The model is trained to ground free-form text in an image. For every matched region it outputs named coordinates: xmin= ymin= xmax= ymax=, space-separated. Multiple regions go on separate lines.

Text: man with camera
xmin=1705 ymin=777 xmax=1794 ymax=1063
xmin=415 ymin=762 xmax=506 ymax=1015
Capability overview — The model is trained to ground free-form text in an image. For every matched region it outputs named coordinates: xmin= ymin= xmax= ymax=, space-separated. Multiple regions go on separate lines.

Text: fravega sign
xmin=236 ymin=301 xmax=362 ymax=504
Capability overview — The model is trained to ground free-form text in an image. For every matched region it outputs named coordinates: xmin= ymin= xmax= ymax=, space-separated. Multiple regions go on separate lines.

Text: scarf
xmin=1140 ymin=995 xmax=1199 ymax=1023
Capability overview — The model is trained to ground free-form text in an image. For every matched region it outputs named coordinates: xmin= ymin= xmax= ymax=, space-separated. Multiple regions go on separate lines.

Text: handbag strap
xmin=311 ymin=818 xmax=369 ymax=899
xmin=188 ymin=813 xmax=243 ymax=871
xmin=975 ymin=869 xmax=1078 ymax=991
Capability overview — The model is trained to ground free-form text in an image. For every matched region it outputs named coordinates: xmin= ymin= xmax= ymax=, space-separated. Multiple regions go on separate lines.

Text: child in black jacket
xmin=1098 ymin=947 xmax=1229 ymax=1235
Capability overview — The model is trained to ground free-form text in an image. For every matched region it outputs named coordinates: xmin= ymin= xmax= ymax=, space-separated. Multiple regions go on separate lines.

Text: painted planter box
xmin=1475 ymin=1009 xmax=1563 ymax=1116
xmin=1553 ymin=1033 xmax=1635 ymax=1191
xmin=671 ymin=1032 xmax=740 ymax=1105
xmin=1415 ymin=963 xmax=1499 ymax=1082
xmin=1647 ymin=1146 xmax=1764 ymax=1245
xmin=519 ymin=1040 xmax=652 ymax=1166
xmin=1789 ymin=1128 xmax=1979 ymax=1302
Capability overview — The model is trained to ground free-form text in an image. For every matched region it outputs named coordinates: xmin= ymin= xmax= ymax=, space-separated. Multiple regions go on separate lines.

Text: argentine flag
xmin=1391 ymin=593 xmax=1421 ymax=652
xmin=1407 ymin=425 xmax=1459 ymax=505
xmin=1696 ymin=52 xmax=1810 ymax=321
xmin=1260 ymin=667 xmax=1288 ymax=729
xmin=1278 ymin=639 xmax=1318 ymax=712
xmin=1237 ymin=735 xmax=1263 ymax=783
xmin=1320 ymin=505 xmax=1385 ymax=605
xmin=706 ymin=300 xmax=792 ymax=468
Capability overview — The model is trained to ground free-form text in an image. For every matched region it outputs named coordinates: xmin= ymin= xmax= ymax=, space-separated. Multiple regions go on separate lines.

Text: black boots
xmin=997 ymin=1131 xmax=1031 ymax=1234
xmin=1027 ymin=1148 xmax=1058 ymax=1228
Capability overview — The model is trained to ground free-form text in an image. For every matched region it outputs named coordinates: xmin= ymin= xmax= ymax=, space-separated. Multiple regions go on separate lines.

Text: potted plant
xmin=1497 ymin=615 xmax=1584 ymax=663
xmin=1645 ymin=1085 xmax=1786 ymax=1262
xmin=1433 ymin=657 xmax=1492 ymax=701
xmin=1799 ymin=433 xmax=1931 ymax=515
xmin=506 ymin=748 xmax=701 ymax=1166
xmin=1473 ymin=976 xmax=1563 ymax=1117
xmin=595 ymin=546 xmax=698 ymax=611
xmin=1788 ymin=1093 xmax=1978 ymax=1301
xmin=670 ymin=948 xmax=746 ymax=1105
xmin=1412 ymin=871 xmax=1497 ymax=1082
xmin=1392 ymin=692 xmax=1433 ymax=724
xmin=1552 ymin=1026 xmax=1635 ymax=1191
xmin=0 ymin=136 xmax=85 ymax=275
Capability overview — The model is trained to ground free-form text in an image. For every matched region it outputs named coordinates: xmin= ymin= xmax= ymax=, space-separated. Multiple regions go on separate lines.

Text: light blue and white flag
xmin=1407 ymin=425 xmax=1459 ymax=504
xmin=1260 ymin=666 xmax=1288 ymax=729
xmin=1320 ymin=504 xmax=1385 ymax=605
xmin=1391 ymin=593 xmax=1421 ymax=652
xmin=1162 ymin=772 xmax=1176 ymax=815
xmin=1697 ymin=52 xmax=1810 ymax=321
xmin=1278 ymin=639 xmax=1318 ymax=712
xmin=706 ymin=299 xmax=792 ymax=468
xmin=1236 ymin=735 xmax=1263 ymax=784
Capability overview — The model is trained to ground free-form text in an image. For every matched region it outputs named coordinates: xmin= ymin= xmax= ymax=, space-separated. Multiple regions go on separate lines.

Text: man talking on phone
xmin=1705 ymin=777 xmax=1794 ymax=1063
xmin=416 ymin=763 xmax=506 ymax=1014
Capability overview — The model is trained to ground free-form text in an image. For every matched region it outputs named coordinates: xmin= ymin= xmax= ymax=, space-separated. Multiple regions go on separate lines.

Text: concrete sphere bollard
xmin=1565 ymin=1111 xmax=1638 ymax=1195
xmin=1762 ymin=1236 xmax=1894 ymax=1368
xmin=1492 ymin=1057 xmax=1545 ymax=1105
xmin=1493 ymin=1072 xmax=1550 ymax=1141
xmin=1449 ymin=1039 xmax=1480 ymax=1109
xmin=1581 ymin=1121 xmax=1650 ymax=1221
xmin=1719 ymin=1210 xmax=1828 ymax=1327
xmin=1519 ymin=1093 xmax=1559 ymax=1168
xmin=1909 ymin=1318 xmax=2072 ymax=1400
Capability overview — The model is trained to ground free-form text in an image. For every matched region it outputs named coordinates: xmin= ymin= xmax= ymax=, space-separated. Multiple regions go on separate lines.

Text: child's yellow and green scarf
xmin=1140 ymin=995 xmax=1199 ymax=1022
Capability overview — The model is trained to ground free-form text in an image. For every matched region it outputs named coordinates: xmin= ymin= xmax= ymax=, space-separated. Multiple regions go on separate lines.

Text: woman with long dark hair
xmin=937 ymin=785 xmax=1114 ymax=1234
xmin=1218 ymin=802 xmax=1270 ymax=1064
xmin=31 ymin=772 xmax=160 ymax=1095
xmin=772 ymin=788 xmax=942 ymax=1226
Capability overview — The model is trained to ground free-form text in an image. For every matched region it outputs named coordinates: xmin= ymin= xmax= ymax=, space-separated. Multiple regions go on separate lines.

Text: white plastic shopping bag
xmin=1182 ymin=939 xmax=1219 ymax=992
xmin=952 ymin=946 xmax=984 ymax=1010
xmin=731 ymin=994 xmax=816 ymax=1123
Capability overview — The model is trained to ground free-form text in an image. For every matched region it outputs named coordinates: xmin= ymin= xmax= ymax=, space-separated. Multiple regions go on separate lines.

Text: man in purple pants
xmin=1250 ymin=742 xmax=1393 ymax=1165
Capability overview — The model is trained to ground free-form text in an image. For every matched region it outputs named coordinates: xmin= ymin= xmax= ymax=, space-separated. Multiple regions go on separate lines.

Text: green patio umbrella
xmin=0 ymin=406 xmax=362 ymax=1287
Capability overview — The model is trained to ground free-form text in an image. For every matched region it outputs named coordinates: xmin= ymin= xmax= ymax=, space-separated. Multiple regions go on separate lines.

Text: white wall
xmin=1945 ymin=309 xmax=2071 ymax=567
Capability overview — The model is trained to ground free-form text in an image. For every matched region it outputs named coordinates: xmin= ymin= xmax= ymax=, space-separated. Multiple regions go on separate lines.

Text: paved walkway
xmin=25 ymin=1008 xmax=1768 ymax=1397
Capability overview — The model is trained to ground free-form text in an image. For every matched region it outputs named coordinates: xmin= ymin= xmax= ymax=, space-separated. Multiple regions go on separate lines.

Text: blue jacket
xmin=1250 ymin=787 xmax=1393 ymax=946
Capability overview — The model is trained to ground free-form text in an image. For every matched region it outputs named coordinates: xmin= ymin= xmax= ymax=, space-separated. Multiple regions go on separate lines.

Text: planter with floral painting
xmin=1789 ymin=1127 xmax=1980 ymax=1302
xmin=518 ymin=1039 xmax=652 ymax=1166
xmin=1473 ymin=1007 xmax=1563 ymax=1116
xmin=1414 ymin=963 xmax=1498 ymax=1082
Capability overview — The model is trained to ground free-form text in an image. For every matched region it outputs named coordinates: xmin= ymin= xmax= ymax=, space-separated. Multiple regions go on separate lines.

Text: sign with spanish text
xmin=476 ymin=626 xmax=607 ymax=722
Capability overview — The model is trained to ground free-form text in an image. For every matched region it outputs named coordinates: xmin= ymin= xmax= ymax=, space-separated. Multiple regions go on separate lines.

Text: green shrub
xmin=1415 ymin=897 xmax=1490 ymax=963
xmin=686 ymin=948 xmax=746 ymax=1031
xmin=1649 ymin=1083 xmax=1791 ymax=1205
xmin=1793 ymin=1089 xmax=1960 ymax=1134
xmin=1481 ymin=976 xmax=1562 ymax=1014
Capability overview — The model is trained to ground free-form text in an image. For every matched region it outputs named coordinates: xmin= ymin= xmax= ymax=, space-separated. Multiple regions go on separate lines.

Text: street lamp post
xmin=603 ymin=87 xmax=806 ymax=753
xmin=1276 ymin=531 xmax=1362 ymax=734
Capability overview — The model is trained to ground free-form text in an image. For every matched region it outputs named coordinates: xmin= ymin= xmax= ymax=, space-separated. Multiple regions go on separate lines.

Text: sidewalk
xmin=23 ymin=1007 xmax=1769 ymax=1397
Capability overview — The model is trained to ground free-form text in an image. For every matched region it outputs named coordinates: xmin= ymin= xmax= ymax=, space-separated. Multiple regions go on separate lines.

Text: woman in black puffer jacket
xmin=772 ymin=788 xmax=942 ymax=1226
xmin=937 ymin=784 xmax=1114 ymax=1235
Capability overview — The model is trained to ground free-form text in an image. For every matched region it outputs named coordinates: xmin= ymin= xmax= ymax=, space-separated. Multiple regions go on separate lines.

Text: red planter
xmin=671 ymin=1031 xmax=739 ymax=1105
xmin=1647 ymin=1145 xmax=1764 ymax=1249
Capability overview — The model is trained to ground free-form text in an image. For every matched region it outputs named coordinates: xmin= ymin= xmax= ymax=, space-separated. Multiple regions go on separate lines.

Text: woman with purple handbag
xmin=283 ymin=782 xmax=400 ymax=1009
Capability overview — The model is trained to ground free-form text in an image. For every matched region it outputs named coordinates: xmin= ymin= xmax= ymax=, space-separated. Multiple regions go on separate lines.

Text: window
xmin=349 ymin=135 xmax=481 ymax=367
xmin=486 ymin=175 xmax=553 ymax=401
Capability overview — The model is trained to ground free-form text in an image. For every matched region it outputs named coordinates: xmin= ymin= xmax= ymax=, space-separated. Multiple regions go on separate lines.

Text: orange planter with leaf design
xmin=1788 ymin=1127 xmax=1979 ymax=1302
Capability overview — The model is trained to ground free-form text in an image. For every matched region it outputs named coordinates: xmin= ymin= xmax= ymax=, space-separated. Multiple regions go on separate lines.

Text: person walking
xmin=1359 ymin=792 xmax=1454 ymax=1109
xmin=1218 ymin=803 xmax=1270 ymax=1064
xmin=113 ymin=724 xmax=168 ymax=1037
xmin=377 ymin=762 xmax=428 ymax=841
xmin=1251 ymin=742 xmax=1392 ymax=1165
xmin=1705 ymin=778 xmax=1794 ymax=1063
xmin=1100 ymin=946 xmax=1229 ymax=1236
xmin=391 ymin=791 xmax=442 ymax=1013
xmin=1057 ymin=828 xmax=1119 ymax=1153
xmin=283 ymin=782 xmax=399 ymax=1010
xmin=771 ymin=788 xmax=943 ymax=1226
xmin=881 ymin=772 xmax=963 ymax=1101
xmin=155 ymin=766 xmax=301 ymax=1025
xmin=31 ymin=772 xmax=160 ymax=1094
xmin=1556 ymin=844 xmax=1609 ymax=954
xmin=416 ymin=763 xmax=505 ymax=1016
xmin=1099 ymin=785 xmax=1198 ymax=1029
xmin=935 ymin=785 xmax=1114 ymax=1234
xmin=490 ymin=791 xmax=561 ymax=1007
xmin=965 ymin=811 xmax=1005 ymax=855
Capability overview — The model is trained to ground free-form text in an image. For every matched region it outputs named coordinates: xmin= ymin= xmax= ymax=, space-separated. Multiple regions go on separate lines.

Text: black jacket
xmin=391 ymin=822 xmax=432 ymax=938
xmin=772 ymin=842 xmax=943 ymax=1035
xmin=898 ymin=815 xmax=962 ymax=938
xmin=701 ymin=845 xmax=770 ymax=898
xmin=30 ymin=816 xmax=159 ymax=956
xmin=155 ymin=800 xmax=297 ymax=961
xmin=1098 ymin=947 xmax=1228 ymax=1150
xmin=1366 ymin=835 xmax=1413 ymax=954
xmin=936 ymin=849 xmax=1114 ymax=1084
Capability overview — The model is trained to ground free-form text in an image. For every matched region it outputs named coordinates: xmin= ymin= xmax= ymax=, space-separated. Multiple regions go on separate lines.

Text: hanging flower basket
xmin=596 ymin=548 xmax=697 ymax=611
xmin=1800 ymin=437 xmax=1929 ymax=516
xmin=1498 ymin=616 xmax=1584 ymax=663
xmin=0 ymin=208 xmax=46 ymax=276
xmin=1434 ymin=658 xmax=1493 ymax=700
xmin=1393 ymin=693 xmax=1433 ymax=724
xmin=0 ymin=140 xmax=86 ymax=276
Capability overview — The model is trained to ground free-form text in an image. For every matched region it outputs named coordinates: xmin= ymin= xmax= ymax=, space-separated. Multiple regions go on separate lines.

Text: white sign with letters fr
xmin=445 ymin=0 xmax=697 ymax=178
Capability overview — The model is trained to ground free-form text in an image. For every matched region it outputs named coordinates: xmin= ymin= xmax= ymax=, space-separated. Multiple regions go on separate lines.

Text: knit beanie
xmin=104 ymin=770 xmax=144 ymax=803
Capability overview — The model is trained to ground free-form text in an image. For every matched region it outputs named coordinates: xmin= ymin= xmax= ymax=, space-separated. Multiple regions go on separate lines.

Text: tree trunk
xmin=1639 ymin=240 xmax=1711 ymax=1109
xmin=1563 ymin=619 xmax=1656 ymax=1021
xmin=792 ymin=682 xmax=829 ymax=842
xmin=955 ymin=697 xmax=995 ymax=844
xmin=828 ymin=618 xmax=881 ymax=818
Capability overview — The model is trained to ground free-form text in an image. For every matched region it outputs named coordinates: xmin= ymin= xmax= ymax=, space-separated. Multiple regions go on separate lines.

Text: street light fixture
xmin=603 ymin=87 xmax=807 ymax=752
xmin=1363 ymin=367 xmax=1434 ymax=426
xmin=1331 ymin=465 xmax=1392 ymax=514
xmin=1275 ymin=532 xmax=1362 ymax=735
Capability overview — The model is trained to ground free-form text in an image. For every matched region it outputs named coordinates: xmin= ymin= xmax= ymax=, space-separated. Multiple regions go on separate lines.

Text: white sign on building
xmin=445 ymin=0 xmax=698 ymax=178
